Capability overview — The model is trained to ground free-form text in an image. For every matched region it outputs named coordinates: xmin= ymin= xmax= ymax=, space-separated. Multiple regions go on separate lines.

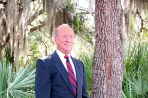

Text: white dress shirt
xmin=56 ymin=50 xmax=77 ymax=78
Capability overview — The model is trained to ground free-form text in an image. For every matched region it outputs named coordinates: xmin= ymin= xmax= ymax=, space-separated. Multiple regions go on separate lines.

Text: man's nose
xmin=65 ymin=36 xmax=72 ymax=42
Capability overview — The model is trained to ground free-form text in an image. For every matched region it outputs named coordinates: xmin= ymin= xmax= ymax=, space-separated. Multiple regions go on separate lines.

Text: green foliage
xmin=79 ymin=52 xmax=93 ymax=96
xmin=0 ymin=61 xmax=8 ymax=98
xmin=2 ymin=47 xmax=14 ymax=65
xmin=76 ymin=37 xmax=94 ymax=96
xmin=70 ymin=13 xmax=94 ymax=44
xmin=65 ymin=2 xmax=84 ymax=34
xmin=65 ymin=2 xmax=94 ymax=44
xmin=71 ymin=13 xmax=86 ymax=33
xmin=28 ymin=31 xmax=55 ymax=65
xmin=28 ymin=32 xmax=42 ymax=63
xmin=65 ymin=1 xmax=75 ymax=13
xmin=0 ymin=60 xmax=35 ymax=98
xmin=122 ymin=42 xmax=148 ymax=98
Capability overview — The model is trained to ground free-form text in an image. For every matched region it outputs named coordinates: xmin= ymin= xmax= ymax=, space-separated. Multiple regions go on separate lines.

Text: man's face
xmin=55 ymin=26 xmax=74 ymax=54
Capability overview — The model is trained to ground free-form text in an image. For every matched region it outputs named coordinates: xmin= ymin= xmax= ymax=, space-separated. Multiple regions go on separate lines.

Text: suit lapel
xmin=51 ymin=51 xmax=75 ymax=95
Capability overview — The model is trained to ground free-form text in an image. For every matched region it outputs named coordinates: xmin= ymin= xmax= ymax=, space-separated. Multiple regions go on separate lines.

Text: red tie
xmin=64 ymin=55 xmax=77 ymax=95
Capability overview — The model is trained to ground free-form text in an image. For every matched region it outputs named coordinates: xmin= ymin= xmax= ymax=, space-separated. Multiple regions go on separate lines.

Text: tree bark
xmin=91 ymin=0 xmax=124 ymax=98
xmin=0 ymin=0 xmax=39 ymax=66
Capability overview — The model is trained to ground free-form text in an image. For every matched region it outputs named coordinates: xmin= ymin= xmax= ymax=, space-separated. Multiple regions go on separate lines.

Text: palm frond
xmin=0 ymin=61 xmax=35 ymax=98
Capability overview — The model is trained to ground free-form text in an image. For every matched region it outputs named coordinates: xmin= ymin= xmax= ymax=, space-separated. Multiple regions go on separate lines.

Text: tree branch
xmin=27 ymin=9 xmax=44 ymax=25
xmin=30 ymin=22 xmax=45 ymax=32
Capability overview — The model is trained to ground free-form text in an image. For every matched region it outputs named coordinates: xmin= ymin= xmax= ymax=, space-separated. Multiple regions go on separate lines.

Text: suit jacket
xmin=35 ymin=51 xmax=89 ymax=98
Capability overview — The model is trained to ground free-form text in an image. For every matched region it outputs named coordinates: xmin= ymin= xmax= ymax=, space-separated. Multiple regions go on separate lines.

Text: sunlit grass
xmin=122 ymin=42 xmax=148 ymax=98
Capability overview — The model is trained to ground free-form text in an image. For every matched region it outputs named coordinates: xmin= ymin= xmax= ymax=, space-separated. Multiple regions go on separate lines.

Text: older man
xmin=35 ymin=24 xmax=89 ymax=98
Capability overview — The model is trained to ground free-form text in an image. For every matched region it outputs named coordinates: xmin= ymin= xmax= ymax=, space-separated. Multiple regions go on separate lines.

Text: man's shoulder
xmin=41 ymin=55 xmax=51 ymax=60
xmin=72 ymin=57 xmax=80 ymax=62
xmin=71 ymin=56 xmax=83 ymax=64
xmin=39 ymin=52 xmax=55 ymax=61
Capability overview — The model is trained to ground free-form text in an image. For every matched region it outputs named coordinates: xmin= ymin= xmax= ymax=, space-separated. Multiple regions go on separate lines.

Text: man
xmin=35 ymin=24 xmax=89 ymax=98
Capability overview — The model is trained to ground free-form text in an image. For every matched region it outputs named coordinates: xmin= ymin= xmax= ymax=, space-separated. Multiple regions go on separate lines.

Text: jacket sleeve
xmin=35 ymin=59 xmax=51 ymax=98
xmin=82 ymin=62 xmax=89 ymax=98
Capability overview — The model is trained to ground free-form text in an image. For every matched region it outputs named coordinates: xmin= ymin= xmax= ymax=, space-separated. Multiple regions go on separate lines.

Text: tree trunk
xmin=0 ymin=0 xmax=72 ymax=66
xmin=91 ymin=0 xmax=124 ymax=98
xmin=4 ymin=0 xmax=32 ymax=66
xmin=0 ymin=0 xmax=39 ymax=67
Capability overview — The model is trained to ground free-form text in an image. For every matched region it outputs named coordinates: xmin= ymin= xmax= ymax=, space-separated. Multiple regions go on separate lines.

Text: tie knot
xmin=64 ymin=55 xmax=68 ymax=59
xmin=64 ymin=55 xmax=69 ymax=62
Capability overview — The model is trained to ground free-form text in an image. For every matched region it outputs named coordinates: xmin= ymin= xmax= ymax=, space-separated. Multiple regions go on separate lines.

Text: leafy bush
xmin=122 ymin=43 xmax=148 ymax=98
xmin=79 ymin=52 xmax=93 ymax=96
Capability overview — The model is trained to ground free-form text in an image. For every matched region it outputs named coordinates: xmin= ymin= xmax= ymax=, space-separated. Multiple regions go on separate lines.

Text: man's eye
xmin=62 ymin=35 xmax=74 ymax=38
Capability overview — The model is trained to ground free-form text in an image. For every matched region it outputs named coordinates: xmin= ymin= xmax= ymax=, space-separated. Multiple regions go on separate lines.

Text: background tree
xmin=0 ymin=0 xmax=72 ymax=69
xmin=91 ymin=0 xmax=124 ymax=98
xmin=0 ymin=0 xmax=44 ymax=67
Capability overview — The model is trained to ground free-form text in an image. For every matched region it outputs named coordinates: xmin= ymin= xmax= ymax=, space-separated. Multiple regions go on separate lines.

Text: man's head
xmin=54 ymin=24 xmax=74 ymax=55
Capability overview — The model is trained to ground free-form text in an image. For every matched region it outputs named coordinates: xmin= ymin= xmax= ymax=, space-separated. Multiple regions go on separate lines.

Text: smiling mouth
xmin=64 ymin=43 xmax=72 ymax=45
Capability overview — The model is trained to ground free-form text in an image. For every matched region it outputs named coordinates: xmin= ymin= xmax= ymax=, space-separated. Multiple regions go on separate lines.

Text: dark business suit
xmin=35 ymin=51 xmax=88 ymax=98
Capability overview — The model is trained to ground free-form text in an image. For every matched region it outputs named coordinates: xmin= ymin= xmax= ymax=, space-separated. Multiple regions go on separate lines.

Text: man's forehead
xmin=57 ymin=25 xmax=74 ymax=34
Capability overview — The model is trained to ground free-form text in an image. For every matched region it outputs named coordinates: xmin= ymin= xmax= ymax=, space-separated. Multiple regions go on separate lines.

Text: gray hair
xmin=54 ymin=24 xmax=73 ymax=38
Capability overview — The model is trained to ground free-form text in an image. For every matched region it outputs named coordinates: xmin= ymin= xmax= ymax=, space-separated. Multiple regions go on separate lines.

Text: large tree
xmin=0 ymin=0 xmax=71 ymax=67
xmin=0 ymin=0 xmax=44 ymax=66
xmin=91 ymin=0 xmax=124 ymax=98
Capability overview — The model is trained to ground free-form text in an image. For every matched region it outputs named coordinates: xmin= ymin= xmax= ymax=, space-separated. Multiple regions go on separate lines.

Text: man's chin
xmin=64 ymin=50 xmax=71 ymax=54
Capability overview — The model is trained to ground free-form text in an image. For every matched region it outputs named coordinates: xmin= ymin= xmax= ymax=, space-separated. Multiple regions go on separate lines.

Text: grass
xmin=122 ymin=42 xmax=148 ymax=98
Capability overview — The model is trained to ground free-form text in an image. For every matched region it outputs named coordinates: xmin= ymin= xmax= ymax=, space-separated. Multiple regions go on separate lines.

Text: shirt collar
xmin=56 ymin=49 xmax=70 ymax=58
